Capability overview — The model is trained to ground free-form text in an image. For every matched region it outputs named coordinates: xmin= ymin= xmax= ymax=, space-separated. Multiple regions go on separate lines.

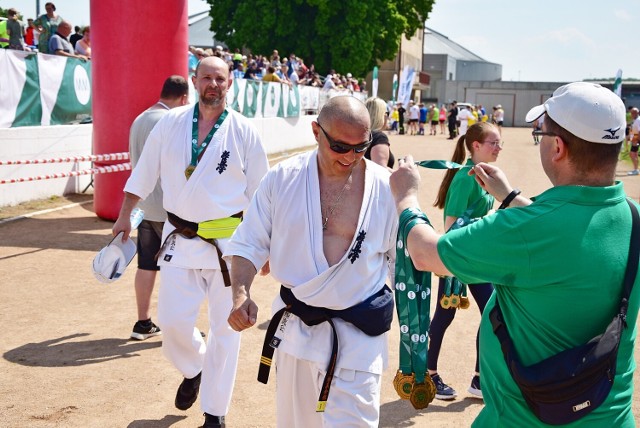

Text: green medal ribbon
xmin=395 ymin=208 xmax=433 ymax=383
xmin=186 ymin=104 xmax=228 ymax=179
xmin=414 ymin=160 xmax=468 ymax=170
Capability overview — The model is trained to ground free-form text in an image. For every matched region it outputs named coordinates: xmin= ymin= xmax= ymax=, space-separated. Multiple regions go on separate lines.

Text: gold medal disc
xmin=440 ymin=294 xmax=451 ymax=309
xmin=409 ymin=378 xmax=436 ymax=409
xmin=184 ymin=165 xmax=196 ymax=179
xmin=459 ymin=296 xmax=470 ymax=309
xmin=393 ymin=372 xmax=415 ymax=400
xmin=450 ymin=294 xmax=460 ymax=308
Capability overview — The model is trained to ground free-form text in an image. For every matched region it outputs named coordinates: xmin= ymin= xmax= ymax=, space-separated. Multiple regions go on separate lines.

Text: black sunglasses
xmin=316 ymin=121 xmax=372 ymax=154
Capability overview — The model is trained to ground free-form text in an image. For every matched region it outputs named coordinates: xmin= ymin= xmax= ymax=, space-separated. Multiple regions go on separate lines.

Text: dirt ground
xmin=1 ymin=127 xmax=639 ymax=428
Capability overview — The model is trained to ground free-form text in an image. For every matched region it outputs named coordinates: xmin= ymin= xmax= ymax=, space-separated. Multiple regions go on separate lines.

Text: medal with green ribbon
xmin=394 ymin=207 xmax=436 ymax=409
xmin=185 ymin=104 xmax=228 ymax=180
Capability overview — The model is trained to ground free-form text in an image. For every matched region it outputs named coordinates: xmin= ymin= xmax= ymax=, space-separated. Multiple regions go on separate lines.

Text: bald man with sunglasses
xmin=225 ymin=96 xmax=398 ymax=427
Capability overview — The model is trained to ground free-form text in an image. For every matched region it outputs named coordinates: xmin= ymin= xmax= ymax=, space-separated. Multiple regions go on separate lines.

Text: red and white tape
xmin=0 ymin=152 xmax=129 ymax=166
xmin=0 ymin=162 xmax=131 ymax=184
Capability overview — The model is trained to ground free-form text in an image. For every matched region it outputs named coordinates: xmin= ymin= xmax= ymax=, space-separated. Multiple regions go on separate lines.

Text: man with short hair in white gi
xmin=128 ymin=75 xmax=189 ymax=341
xmin=113 ymin=56 xmax=269 ymax=428
xmin=226 ymin=96 xmax=398 ymax=427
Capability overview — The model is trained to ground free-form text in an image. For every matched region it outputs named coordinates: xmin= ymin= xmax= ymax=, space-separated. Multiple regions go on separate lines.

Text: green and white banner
xmin=1 ymin=50 xmax=92 ymax=128
xmin=2 ymin=49 xmax=362 ymax=128
xmin=228 ymin=79 xmax=310 ymax=118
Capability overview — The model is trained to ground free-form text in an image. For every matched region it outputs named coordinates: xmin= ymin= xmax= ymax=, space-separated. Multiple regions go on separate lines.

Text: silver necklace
xmin=322 ymin=169 xmax=353 ymax=231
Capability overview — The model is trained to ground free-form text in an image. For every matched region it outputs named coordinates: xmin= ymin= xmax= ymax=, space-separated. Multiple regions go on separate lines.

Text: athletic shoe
xmin=203 ymin=413 xmax=226 ymax=428
xmin=130 ymin=320 xmax=162 ymax=341
xmin=430 ymin=373 xmax=457 ymax=400
xmin=175 ymin=372 xmax=201 ymax=410
xmin=468 ymin=375 xmax=483 ymax=399
xmin=628 ymin=170 xmax=639 ymax=176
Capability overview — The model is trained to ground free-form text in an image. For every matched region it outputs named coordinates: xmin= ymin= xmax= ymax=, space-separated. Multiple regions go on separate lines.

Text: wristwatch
xmin=498 ymin=189 xmax=521 ymax=209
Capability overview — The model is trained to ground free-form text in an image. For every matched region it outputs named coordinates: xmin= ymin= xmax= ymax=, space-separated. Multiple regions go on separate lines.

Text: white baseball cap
xmin=92 ymin=232 xmax=137 ymax=283
xmin=525 ymin=82 xmax=626 ymax=144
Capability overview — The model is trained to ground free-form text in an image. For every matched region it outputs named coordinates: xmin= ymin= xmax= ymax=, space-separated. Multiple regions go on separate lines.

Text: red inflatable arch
xmin=91 ymin=0 xmax=188 ymax=220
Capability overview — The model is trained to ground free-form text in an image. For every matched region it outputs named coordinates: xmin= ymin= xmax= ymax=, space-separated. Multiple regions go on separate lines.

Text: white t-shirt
xmin=409 ymin=105 xmax=420 ymax=120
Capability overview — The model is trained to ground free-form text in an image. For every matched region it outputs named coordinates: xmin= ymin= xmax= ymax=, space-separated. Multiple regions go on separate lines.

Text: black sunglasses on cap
xmin=316 ymin=121 xmax=372 ymax=154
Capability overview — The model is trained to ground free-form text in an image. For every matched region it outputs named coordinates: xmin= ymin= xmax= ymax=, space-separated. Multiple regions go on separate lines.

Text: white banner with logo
xmin=0 ymin=49 xmax=92 ymax=128
xmin=396 ymin=65 xmax=415 ymax=107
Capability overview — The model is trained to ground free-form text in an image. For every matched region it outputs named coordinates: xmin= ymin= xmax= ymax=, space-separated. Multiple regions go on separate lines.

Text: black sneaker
xmin=130 ymin=320 xmax=162 ymax=341
xmin=430 ymin=373 xmax=457 ymax=400
xmin=202 ymin=413 xmax=226 ymax=428
xmin=175 ymin=372 xmax=201 ymax=410
xmin=468 ymin=375 xmax=483 ymax=399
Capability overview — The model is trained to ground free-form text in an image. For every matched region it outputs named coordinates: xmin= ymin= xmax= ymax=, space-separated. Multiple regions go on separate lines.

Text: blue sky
xmin=426 ymin=0 xmax=640 ymax=82
xmin=5 ymin=0 xmax=639 ymax=82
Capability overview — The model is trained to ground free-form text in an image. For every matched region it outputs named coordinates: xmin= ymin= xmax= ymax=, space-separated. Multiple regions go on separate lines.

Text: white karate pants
xmin=157 ymin=266 xmax=240 ymax=416
xmin=275 ymin=351 xmax=381 ymax=428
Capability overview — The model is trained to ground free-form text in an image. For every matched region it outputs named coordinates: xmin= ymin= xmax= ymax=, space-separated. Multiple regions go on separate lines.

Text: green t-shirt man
xmin=438 ymin=182 xmax=639 ymax=427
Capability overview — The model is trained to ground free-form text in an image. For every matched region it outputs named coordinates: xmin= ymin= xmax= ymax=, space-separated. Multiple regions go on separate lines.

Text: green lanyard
xmin=393 ymin=207 xmax=436 ymax=409
xmin=415 ymin=160 xmax=467 ymax=169
xmin=185 ymin=104 xmax=228 ymax=179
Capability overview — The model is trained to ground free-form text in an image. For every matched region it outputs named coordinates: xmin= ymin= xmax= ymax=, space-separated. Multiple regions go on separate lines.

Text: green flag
xmin=12 ymin=53 xmax=43 ymax=127
xmin=613 ymin=69 xmax=622 ymax=98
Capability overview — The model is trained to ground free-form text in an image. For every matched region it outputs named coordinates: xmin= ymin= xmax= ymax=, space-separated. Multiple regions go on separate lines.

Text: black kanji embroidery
xmin=348 ymin=230 xmax=366 ymax=263
xmin=216 ymin=150 xmax=230 ymax=174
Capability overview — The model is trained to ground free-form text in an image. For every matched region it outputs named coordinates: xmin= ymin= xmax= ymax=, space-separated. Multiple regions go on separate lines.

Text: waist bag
xmin=258 ymin=284 xmax=394 ymax=412
xmin=490 ymin=199 xmax=639 ymax=425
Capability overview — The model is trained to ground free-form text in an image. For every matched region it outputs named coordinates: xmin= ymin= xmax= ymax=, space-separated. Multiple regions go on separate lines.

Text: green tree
xmin=207 ymin=0 xmax=434 ymax=77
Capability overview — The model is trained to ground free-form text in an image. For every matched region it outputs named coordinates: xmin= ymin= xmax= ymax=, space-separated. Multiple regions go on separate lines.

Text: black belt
xmin=258 ymin=284 xmax=393 ymax=412
xmin=157 ymin=211 xmax=242 ymax=287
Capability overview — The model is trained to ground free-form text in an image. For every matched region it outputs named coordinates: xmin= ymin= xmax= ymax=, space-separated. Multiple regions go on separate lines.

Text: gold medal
xmin=409 ymin=380 xmax=436 ymax=409
xmin=393 ymin=371 xmax=414 ymax=400
xmin=184 ymin=165 xmax=196 ymax=180
xmin=440 ymin=294 xmax=451 ymax=309
xmin=450 ymin=294 xmax=460 ymax=308
xmin=459 ymin=296 xmax=470 ymax=309
xmin=392 ymin=370 xmax=403 ymax=392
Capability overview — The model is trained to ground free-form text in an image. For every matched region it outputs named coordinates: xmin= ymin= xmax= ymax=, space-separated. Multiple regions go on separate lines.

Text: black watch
xmin=498 ymin=189 xmax=521 ymax=210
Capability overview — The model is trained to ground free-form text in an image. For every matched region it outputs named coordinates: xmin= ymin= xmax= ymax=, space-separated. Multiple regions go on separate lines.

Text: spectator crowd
xmin=2 ymin=3 xmax=89 ymax=60
xmin=188 ymin=46 xmax=367 ymax=93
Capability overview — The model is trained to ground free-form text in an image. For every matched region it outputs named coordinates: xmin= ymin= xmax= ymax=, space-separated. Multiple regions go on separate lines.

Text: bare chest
xmin=320 ymin=176 xmax=365 ymax=266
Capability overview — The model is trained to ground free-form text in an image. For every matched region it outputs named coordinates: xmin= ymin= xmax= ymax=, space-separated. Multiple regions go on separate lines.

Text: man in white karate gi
xmin=226 ymin=96 xmax=398 ymax=427
xmin=113 ymin=56 xmax=269 ymax=428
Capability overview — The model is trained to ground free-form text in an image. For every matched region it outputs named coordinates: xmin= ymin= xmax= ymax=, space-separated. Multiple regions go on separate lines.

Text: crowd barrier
xmin=0 ymin=153 xmax=130 ymax=185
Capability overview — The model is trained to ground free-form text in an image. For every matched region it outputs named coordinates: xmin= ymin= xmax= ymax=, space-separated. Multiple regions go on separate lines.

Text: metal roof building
xmin=188 ymin=11 xmax=226 ymax=49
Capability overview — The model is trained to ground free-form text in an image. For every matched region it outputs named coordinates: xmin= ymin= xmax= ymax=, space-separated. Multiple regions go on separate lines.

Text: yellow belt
xmin=196 ymin=216 xmax=242 ymax=240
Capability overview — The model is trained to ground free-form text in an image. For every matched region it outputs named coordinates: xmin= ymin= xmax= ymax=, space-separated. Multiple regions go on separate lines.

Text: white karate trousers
xmin=275 ymin=351 xmax=381 ymax=428
xmin=157 ymin=266 xmax=240 ymax=417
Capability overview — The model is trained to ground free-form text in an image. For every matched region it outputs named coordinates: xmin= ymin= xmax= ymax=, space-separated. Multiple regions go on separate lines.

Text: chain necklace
xmin=322 ymin=169 xmax=354 ymax=231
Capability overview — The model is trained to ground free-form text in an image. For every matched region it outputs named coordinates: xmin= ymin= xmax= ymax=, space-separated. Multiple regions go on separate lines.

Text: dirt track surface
xmin=1 ymin=127 xmax=639 ymax=428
